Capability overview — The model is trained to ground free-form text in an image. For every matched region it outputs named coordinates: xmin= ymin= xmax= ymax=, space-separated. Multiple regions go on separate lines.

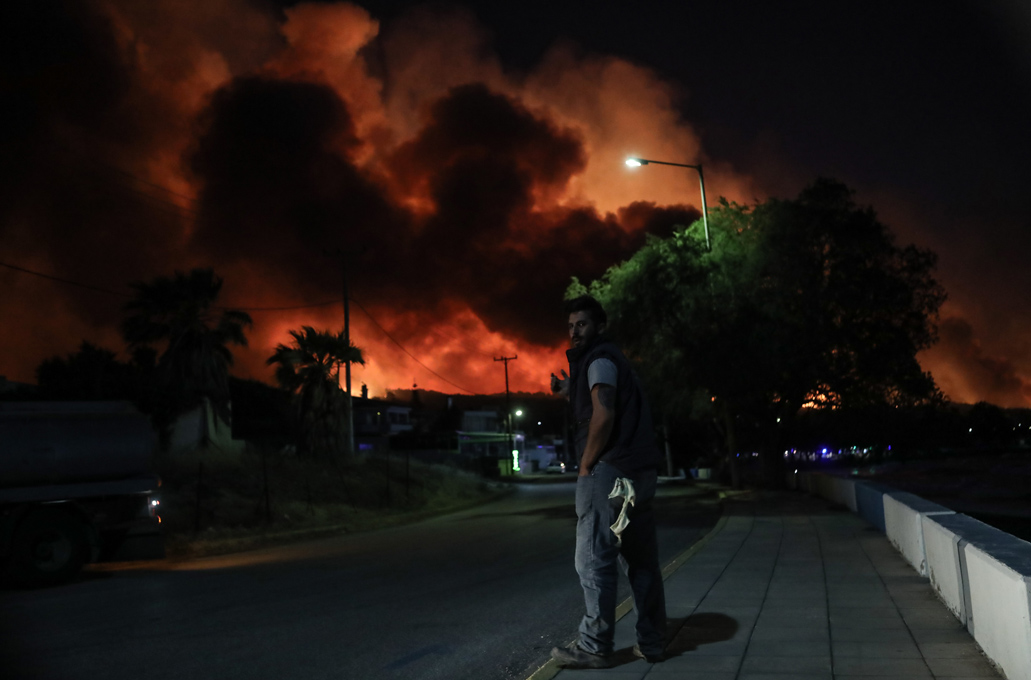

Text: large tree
xmin=267 ymin=326 xmax=364 ymax=458
xmin=122 ymin=268 xmax=252 ymax=429
xmin=577 ymin=179 xmax=946 ymax=487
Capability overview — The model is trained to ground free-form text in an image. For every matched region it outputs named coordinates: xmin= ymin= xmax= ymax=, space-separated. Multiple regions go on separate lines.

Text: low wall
xmin=883 ymin=491 xmax=954 ymax=576
xmin=794 ymin=469 xmax=1031 ymax=680
xmin=957 ymin=518 xmax=1031 ymax=680
xmin=855 ymin=481 xmax=892 ymax=533
xmin=828 ymin=475 xmax=858 ymax=512
xmin=921 ymin=513 xmax=976 ymax=625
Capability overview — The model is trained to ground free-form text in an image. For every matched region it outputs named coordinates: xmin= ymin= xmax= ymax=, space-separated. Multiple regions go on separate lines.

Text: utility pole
xmin=326 ymin=249 xmax=356 ymax=457
xmin=494 ymin=355 xmax=517 ymax=473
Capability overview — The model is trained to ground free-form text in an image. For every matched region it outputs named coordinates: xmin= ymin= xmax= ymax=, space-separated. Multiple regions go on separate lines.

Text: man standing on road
xmin=549 ymin=295 xmax=667 ymax=668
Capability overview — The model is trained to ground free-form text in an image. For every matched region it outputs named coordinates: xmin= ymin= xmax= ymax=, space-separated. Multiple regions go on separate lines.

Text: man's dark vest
xmin=566 ymin=337 xmax=661 ymax=475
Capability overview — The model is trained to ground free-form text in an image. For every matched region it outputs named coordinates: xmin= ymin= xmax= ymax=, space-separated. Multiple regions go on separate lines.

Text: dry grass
xmin=155 ymin=446 xmax=508 ymax=558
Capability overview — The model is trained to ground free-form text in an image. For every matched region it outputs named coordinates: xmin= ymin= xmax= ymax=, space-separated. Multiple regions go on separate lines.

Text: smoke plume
xmin=1 ymin=0 xmax=731 ymax=395
xmin=9 ymin=0 xmax=1019 ymax=407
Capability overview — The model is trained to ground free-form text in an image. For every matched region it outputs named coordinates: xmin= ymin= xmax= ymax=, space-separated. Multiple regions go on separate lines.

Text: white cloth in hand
xmin=608 ymin=477 xmax=636 ymax=545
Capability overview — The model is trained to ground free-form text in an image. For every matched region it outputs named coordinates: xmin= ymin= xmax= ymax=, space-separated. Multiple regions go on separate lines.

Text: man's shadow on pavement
xmin=609 ymin=613 xmax=739 ymax=666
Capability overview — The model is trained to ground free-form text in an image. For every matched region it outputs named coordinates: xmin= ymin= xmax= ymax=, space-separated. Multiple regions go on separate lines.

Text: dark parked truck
xmin=0 ymin=402 xmax=163 ymax=586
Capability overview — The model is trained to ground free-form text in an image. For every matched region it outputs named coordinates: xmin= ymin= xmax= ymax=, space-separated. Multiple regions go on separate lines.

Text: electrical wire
xmin=350 ymin=296 xmax=479 ymax=394
xmin=0 ymin=260 xmax=343 ymax=312
xmin=423 ymin=324 xmax=501 ymax=359
xmin=1 ymin=259 xmax=487 ymax=393
xmin=0 ymin=260 xmax=128 ymax=297
xmin=226 ymin=300 xmax=340 ymax=312
xmin=87 ymin=158 xmax=198 ymax=206
xmin=8 ymin=155 xmax=492 ymax=393
xmin=73 ymin=160 xmax=199 ymax=221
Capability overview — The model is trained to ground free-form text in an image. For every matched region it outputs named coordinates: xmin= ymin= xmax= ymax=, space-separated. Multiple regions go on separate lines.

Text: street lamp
xmin=510 ymin=410 xmax=524 ymax=473
xmin=625 ymin=157 xmax=710 ymax=250
xmin=510 ymin=409 xmax=524 ymax=452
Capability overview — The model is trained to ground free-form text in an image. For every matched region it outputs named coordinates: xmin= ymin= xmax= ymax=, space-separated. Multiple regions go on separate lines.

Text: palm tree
xmin=122 ymin=268 xmax=252 ymax=429
xmin=267 ymin=326 xmax=365 ymax=458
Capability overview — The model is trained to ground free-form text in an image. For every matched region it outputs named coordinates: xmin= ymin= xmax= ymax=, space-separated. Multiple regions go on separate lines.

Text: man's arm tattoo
xmin=597 ymin=385 xmax=616 ymax=410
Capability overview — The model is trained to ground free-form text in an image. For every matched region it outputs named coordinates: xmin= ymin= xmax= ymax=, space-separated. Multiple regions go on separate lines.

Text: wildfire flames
xmin=2 ymin=1 xmax=1027 ymax=406
xmin=0 ymin=0 xmax=759 ymax=396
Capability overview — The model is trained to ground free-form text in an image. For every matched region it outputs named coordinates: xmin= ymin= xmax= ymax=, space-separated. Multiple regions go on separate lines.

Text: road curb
xmin=523 ymin=506 xmax=731 ymax=680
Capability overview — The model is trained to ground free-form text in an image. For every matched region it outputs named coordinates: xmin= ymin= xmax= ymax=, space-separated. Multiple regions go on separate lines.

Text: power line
xmin=101 ymin=181 xmax=198 ymax=221
xmin=0 ymin=260 xmax=128 ymax=297
xmin=71 ymin=162 xmax=199 ymax=222
xmin=3 ymin=259 xmax=489 ymax=394
xmin=424 ymin=325 xmax=501 ymax=359
xmin=9 ymin=156 xmax=502 ymax=369
xmin=226 ymin=300 xmax=339 ymax=312
xmin=51 ymin=149 xmax=201 ymax=220
xmin=346 ymin=296 xmax=474 ymax=393
xmin=0 ymin=260 xmax=337 ymax=311
xmin=87 ymin=158 xmax=198 ymax=206
xmin=9 ymin=155 xmax=510 ymax=396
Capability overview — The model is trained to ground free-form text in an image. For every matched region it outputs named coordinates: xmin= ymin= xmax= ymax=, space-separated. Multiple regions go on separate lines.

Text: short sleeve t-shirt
xmin=587 ymin=358 xmax=617 ymax=390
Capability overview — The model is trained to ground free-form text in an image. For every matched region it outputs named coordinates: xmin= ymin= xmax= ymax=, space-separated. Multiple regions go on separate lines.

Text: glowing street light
xmin=507 ymin=409 xmax=524 ymax=474
xmin=625 ymin=157 xmax=710 ymax=250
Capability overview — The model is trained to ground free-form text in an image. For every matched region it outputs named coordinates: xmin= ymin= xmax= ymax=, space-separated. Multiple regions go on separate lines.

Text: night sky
xmin=2 ymin=0 xmax=1029 ymax=406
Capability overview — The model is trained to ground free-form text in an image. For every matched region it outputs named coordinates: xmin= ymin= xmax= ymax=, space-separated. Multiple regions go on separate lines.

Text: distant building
xmin=353 ymin=398 xmax=413 ymax=436
xmin=456 ymin=409 xmax=525 ymax=475
xmin=461 ymin=410 xmax=499 ymax=432
xmin=353 ymin=397 xmax=413 ymax=452
xmin=351 ymin=398 xmax=568 ymax=475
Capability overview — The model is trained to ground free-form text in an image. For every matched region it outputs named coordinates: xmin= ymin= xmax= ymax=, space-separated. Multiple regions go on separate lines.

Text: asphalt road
xmin=0 ymin=480 xmax=720 ymax=680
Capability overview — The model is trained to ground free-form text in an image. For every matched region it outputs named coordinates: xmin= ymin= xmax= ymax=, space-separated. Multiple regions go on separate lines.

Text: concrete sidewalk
xmin=531 ymin=490 xmax=1001 ymax=680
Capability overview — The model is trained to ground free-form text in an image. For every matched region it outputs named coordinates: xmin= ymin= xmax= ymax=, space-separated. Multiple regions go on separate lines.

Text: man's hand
xmin=550 ymin=369 xmax=569 ymax=397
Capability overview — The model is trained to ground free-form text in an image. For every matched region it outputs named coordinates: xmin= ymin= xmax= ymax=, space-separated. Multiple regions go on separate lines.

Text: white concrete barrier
xmin=813 ymin=473 xmax=835 ymax=502
xmin=883 ymin=491 xmax=954 ymax=576
xmin=827 ymin=476 xmax=858 ymax=512
xmin=854 ymin=481 xmax=890 ymax=533
xmin=921 ymin=513 xmax=981 ymax=625
xmin=807 ymin=472 xmax=859 ymax=512
xmin=961 ymin=522 xmax=1031 ymax=680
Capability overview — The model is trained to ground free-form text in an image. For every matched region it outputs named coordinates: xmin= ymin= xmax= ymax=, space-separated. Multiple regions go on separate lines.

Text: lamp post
xmin=625 ymin=157 xmax=710 ymax=251
xmin=626 ymin=157 xmax=712 ymax=479
xmin=509 ymin=409 xmax=523 ymax=473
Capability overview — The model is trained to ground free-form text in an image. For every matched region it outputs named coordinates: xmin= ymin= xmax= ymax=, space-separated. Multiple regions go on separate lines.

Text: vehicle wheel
xmin=8 ymin=508 xmax=88 ymax=587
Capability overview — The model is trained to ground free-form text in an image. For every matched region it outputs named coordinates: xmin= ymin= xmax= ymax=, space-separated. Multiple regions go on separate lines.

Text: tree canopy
xmin=35 ymin=342 xmax=147 ymax=401
xmin=267 ymin=326 xmax=365 ymax=458
xmin=573 ymin=178 xmax=946 ymax=485
xmin=122 ymin=268 xmax=252 ymax=425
